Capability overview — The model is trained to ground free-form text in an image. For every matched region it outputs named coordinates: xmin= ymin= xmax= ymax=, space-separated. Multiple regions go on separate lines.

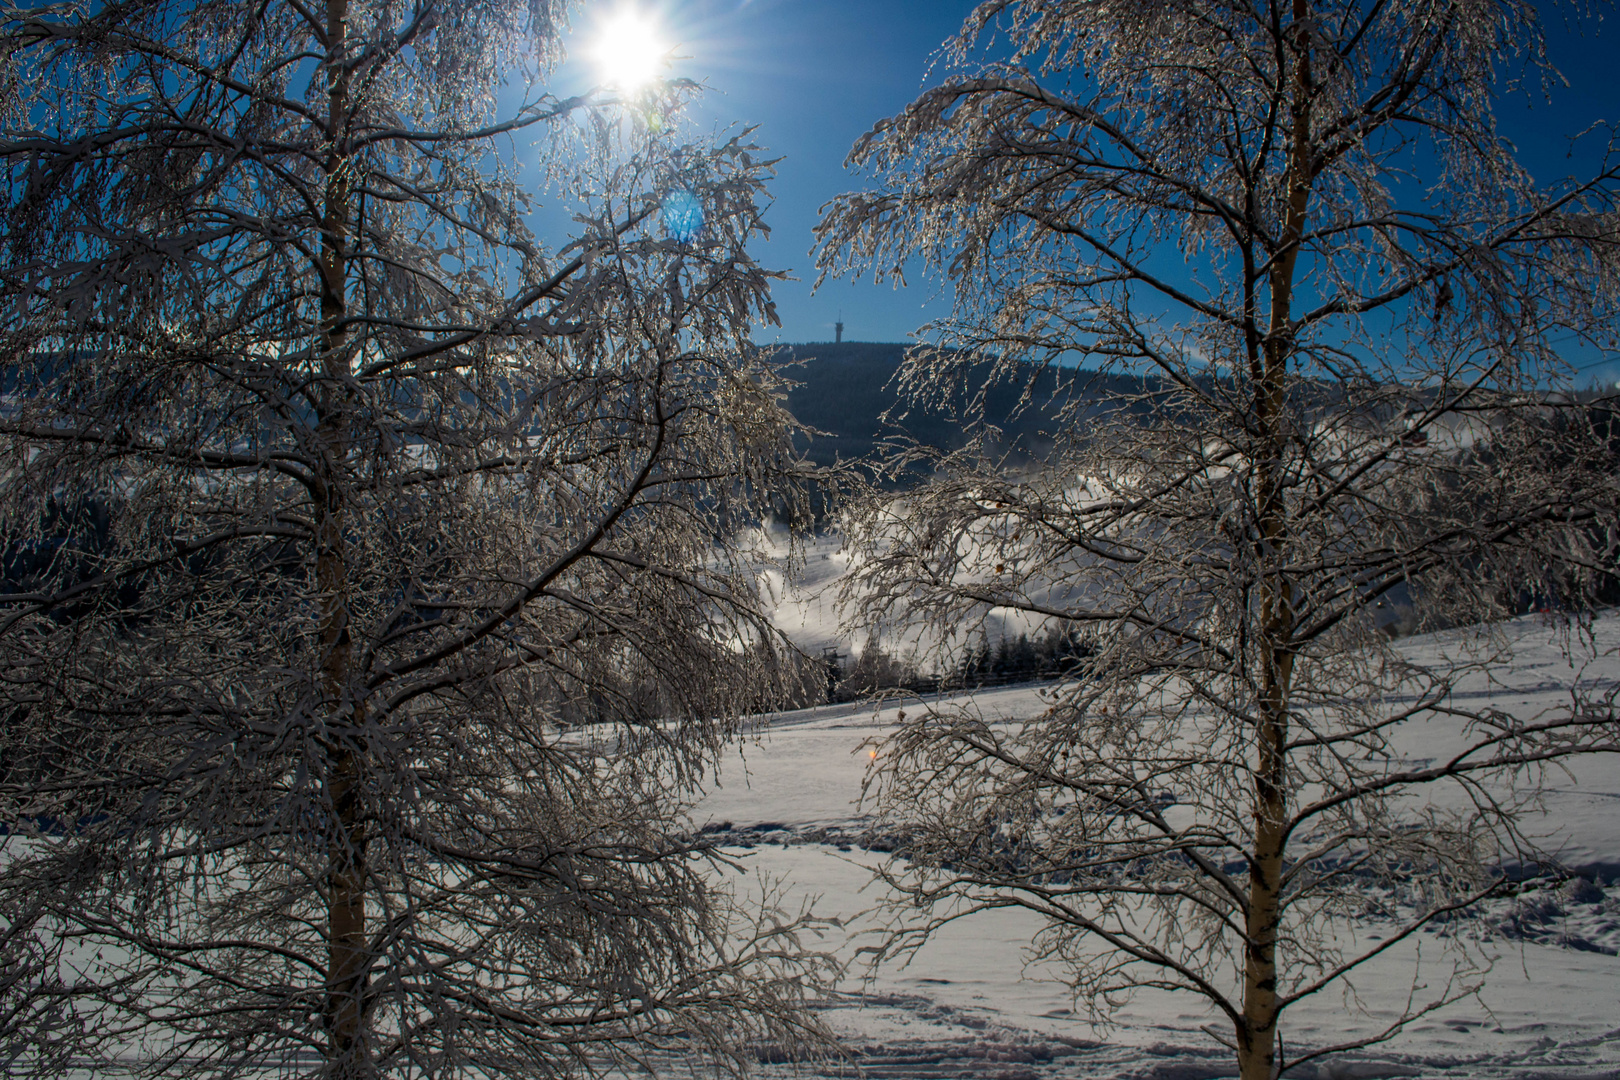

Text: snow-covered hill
xmin=757 ymin=526 xmax=1054 ymax=662
xmin=697 ymin=613 xmax=1620 ymax=1079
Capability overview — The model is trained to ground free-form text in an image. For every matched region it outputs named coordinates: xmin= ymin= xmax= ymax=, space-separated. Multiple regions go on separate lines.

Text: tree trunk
xmin=318 ymin=0 xmax=367 ymax=1072
xmin=1237 ymin=3 xmax=1312 ymax=1076
xmin=324 ymin=745 xmax=368 ymax=1076
xmin=1237 ymin=651 xmax=1292 ymax=1080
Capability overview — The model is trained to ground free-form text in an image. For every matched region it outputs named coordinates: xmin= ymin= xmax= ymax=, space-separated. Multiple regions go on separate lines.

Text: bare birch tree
xmin=0 ymin=1 xmax=832 ymax=1077
xmin=817 ymin=1 xmax=1620 ymax=1076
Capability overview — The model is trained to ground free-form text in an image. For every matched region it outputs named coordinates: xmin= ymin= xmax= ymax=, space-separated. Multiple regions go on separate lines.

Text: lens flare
xmin=588 ymin=9 xmax=667 ymax=92
xmin=661 ymin=189 xmax=704 ymax=242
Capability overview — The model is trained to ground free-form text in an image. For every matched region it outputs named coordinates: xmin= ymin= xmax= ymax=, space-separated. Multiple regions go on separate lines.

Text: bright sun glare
xmin=589 ymin=9 xmax=667 ymax=92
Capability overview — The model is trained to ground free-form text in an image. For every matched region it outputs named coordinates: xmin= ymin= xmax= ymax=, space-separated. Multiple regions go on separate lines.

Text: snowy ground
xmin=694 ymin=611 xmax=1620 ymax=1080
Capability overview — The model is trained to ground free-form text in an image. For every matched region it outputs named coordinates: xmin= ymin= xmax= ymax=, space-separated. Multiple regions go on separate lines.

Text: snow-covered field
xmin=695 ymin=610 xmax=1620 ymax=1080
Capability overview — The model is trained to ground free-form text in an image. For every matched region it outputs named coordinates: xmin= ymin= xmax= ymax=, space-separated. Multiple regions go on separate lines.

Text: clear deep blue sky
xmin=556 ymin=2 xmax=1614 ymax=363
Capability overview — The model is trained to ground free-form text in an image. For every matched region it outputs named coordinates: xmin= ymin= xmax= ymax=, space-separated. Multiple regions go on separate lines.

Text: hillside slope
xmin=699 ymin=611 xmax=1620 ymax=1079
xmin=771 ymin=342 xmax=1140 ymax=469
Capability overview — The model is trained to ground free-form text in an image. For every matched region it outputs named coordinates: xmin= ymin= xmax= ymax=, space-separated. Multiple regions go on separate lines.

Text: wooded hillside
xmin=773 ymin=342 xmax=1144 ymax=468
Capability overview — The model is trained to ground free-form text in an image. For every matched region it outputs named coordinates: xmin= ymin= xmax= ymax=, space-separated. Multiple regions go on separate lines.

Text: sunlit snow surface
xmin=698 ymin=587 xmax=1620 ymax=1079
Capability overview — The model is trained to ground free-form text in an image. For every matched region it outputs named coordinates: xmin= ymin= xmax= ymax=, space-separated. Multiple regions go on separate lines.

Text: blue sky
xmin=555 ymin=1 xmax=1614 ymax=363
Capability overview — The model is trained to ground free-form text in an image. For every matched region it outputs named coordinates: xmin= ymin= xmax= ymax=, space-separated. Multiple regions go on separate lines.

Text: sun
xmin=587 ymin=9 xmax=668 ymax=92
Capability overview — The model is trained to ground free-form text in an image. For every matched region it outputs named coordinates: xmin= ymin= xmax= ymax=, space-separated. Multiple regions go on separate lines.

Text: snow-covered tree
xmin=817 ymin=1 xmax=1620 ymax=1076
xmin=0 ymin=1 xmax=831 ymax=1076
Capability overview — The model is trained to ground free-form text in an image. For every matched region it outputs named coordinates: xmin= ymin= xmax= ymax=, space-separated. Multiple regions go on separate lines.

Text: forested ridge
xmin=772 ymin=342 xmax=1149 ymax=468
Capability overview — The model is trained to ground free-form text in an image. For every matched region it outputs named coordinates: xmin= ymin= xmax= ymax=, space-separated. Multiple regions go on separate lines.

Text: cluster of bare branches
xmin=0 ymin=0 xmax=834 ymax=1077
xmin=817 ymin=0 xmax=1620 ymax=1076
